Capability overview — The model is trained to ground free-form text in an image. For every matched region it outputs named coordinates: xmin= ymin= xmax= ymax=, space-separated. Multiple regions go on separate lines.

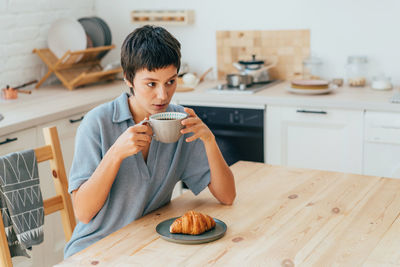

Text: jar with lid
xmin=302 ymin=54 xmax=323 ymax=80
xmin=346 ymin=56 xmax=368 ymax=87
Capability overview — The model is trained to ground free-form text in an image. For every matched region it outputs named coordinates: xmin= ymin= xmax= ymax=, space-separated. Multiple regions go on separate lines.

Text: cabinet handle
xmin=69 ymin=116 xmax=84 ymax=124
xmin=296 ymin=109 xmax=327 ymax=115
xmin=0 ymin=137 xmax=18 ymax=145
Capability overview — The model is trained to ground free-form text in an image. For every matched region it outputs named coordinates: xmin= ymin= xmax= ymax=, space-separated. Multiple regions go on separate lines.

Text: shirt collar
xmin=112 ymin=93 xmax=133 ymax=123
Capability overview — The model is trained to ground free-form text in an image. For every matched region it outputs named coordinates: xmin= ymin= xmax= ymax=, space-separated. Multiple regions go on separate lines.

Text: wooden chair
xmin=0 ymin=127 xmax=76 ymax=267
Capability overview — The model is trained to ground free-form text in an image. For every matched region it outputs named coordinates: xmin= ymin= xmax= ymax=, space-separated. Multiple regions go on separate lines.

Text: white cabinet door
xmin=36 ymin=112 xmax=85 ymax=267
xmin=267 ymin=105 xmax=363 ymax=174
xmin=0 ymin=127 xmax=37 ymax=156
xmin=364 ymin=111 xmax=400 ymax=178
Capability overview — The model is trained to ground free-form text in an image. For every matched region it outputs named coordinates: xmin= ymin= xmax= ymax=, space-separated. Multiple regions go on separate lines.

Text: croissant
xmin=169 ymin=210 xmax=216 ymax=235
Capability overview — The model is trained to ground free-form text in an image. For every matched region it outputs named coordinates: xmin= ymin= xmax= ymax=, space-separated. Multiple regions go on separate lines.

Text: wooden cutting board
xmin=216 ymin=29 xmax=310 ymax=81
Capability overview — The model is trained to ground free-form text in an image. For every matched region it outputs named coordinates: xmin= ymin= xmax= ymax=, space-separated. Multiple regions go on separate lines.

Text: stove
xmin=208 ymin=80 xmax=281 ymax=94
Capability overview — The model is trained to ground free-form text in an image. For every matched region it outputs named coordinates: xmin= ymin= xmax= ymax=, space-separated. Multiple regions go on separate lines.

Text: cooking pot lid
xmin=238 ymin=54 xmax=264 ymax=65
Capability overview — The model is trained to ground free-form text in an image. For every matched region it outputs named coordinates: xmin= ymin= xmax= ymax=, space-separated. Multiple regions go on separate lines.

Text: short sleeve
xmin=181 ymin=139 xmax=210 ymax=195
xmin=68 ymin=115 xmax=102 ymax=193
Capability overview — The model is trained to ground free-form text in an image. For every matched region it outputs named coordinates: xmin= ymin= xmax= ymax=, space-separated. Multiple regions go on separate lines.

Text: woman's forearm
xmin=203 ymin=137 xmax=236 ymax=205
xmin=72 ymin=146 xmax=123 ymax=223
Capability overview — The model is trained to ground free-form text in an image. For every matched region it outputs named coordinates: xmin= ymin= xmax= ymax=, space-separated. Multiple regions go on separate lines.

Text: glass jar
xmin=371 ymin=74 xmax=392 ymax=90
xmin=346 ymin=56 xmax=368 ymax=87
xmin=302 ymin=55 xmax=323 ymax=80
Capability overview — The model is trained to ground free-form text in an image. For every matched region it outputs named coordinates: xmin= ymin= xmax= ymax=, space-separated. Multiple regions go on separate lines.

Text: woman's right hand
xmin=110 ymin=122 xmax=153 ymax=161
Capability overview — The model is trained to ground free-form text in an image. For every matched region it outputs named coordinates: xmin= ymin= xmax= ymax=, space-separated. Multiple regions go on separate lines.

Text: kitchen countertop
xmin=56 ymin=161 xmax=400 ymax=266
xmin=175 ymin=80 xmax=400 ymax=112
xmin=0 ymin=81 xmax=127 ymax=136
xmin=1 ymin=79 xmax=399 ymax=136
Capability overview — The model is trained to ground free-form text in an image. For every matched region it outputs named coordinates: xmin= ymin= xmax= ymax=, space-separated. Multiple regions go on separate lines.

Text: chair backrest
xmin=0 ymin=126 xmax=76 ymax=267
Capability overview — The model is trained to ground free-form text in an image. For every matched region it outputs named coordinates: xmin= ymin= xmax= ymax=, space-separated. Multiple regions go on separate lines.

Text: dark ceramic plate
xmin=156 ymin=217 xmax=227 ymax=244
xmin=78 ymin=17 xmax=106 ymax=48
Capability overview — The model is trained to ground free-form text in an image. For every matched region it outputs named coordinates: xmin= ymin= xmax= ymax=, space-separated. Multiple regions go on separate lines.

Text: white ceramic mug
xmin=139 ymin=112 xmax=188 ymax=143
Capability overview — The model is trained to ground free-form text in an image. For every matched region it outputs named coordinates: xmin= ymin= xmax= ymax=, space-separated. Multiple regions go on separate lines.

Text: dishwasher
xmin=364 ymin=111 xmax=400 ymax=178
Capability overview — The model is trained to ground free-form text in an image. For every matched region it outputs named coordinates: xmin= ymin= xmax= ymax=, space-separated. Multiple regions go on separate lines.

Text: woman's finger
xmin=183 ymin=107 xmax=196 ymax=117
xmin=181 ymin=116 xmax=201 ymax=126
xmin=185 ymin=133 xmax=200 ymax=142
xmin=134 ymin=133 xmax=152 ymax=143
xmin=134 ymin=124 xmax=151 ymax=133
xmin=181 ymin=123 xmax=203 ymax=134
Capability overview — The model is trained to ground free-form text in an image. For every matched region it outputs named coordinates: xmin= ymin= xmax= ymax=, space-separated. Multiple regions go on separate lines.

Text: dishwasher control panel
xmin=184 ymin=105 xmax=264 ymax=128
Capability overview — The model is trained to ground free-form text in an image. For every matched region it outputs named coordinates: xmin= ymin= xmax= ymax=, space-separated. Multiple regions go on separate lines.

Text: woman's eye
xmin=147 ymin=82 xmax=156 ymax=87
xmin=167 ymin=79 xmax=176 ymax=86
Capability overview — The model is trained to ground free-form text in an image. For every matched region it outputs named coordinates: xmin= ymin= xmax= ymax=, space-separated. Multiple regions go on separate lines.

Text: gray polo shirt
xmin=64 ymin=93 xmax=210 ymax=258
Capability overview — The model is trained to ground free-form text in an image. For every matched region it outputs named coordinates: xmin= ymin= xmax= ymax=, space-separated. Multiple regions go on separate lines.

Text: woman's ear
xmin=124 ymin=77 xmax=133 ymax=88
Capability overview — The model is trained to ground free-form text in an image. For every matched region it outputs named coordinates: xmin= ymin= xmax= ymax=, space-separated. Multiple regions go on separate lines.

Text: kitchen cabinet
xmin=266 ymin=105 xmax=363 ymax=174
xmin=0 ymin=127 xmax=37 ymax=156
xmin=363 ymin=111 xmax=400 ymax=179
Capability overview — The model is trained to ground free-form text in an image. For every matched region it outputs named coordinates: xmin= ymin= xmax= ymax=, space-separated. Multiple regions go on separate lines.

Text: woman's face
xmin=126 ymin=65 xmax=178 ymax=116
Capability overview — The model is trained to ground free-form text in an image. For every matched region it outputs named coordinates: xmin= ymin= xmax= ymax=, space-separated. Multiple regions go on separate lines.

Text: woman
xmin=64 ymin=25 xmax=235 ymax=258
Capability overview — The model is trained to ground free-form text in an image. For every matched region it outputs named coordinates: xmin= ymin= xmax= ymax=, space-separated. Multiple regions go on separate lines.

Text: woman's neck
xmin=128 ymin=96 xmax=149 ymax=123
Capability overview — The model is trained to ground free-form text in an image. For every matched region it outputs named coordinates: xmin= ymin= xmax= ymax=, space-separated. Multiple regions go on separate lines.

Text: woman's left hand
xmin=181 ymin=107 xmax=214 ymax=143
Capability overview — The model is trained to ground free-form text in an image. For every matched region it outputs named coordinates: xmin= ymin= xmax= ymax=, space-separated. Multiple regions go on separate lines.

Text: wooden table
xmin=56 ymin=161 xmax=400 ymax=266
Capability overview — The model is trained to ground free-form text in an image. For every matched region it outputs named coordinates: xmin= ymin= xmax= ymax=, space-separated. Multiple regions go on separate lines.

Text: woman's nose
xmin=156 ymin=86 xmax=168 ymax=99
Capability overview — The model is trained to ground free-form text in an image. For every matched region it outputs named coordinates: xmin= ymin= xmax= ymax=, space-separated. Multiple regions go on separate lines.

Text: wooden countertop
xmin=56 ymin=161 xmax=400 ymax=266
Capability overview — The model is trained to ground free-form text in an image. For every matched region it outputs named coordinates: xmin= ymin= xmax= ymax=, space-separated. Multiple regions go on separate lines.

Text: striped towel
xmin=0 ymin=149 xmax=44 ymax=257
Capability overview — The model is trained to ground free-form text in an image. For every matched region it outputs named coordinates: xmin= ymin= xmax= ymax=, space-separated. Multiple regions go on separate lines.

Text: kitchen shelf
xmin=33 ymin=46 xmax=122 ymax=90
xmin=131 ymin=10 xmax=194 ymax=25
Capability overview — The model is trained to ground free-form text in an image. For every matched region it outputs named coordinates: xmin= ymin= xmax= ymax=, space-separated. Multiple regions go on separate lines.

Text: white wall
xmin=0 ymin=0 xmax=95 ymax=88
xmin=96 ymin=0 xmax=400 ymax=85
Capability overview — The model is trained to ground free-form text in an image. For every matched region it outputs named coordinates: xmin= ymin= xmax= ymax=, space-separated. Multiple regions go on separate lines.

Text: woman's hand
xmin=181 ymin=107 xmax=214 ymax=144
xmin=110 ymin=121 xmax=153 ymax=161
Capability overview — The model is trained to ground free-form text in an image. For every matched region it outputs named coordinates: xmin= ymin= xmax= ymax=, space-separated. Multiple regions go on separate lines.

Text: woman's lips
xmin=153 ymin=104 xmax=167 ymax=110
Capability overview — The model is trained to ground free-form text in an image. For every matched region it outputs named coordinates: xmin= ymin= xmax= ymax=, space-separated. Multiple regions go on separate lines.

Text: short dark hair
xmin=121 ymin=25 xmax=181 ymax=87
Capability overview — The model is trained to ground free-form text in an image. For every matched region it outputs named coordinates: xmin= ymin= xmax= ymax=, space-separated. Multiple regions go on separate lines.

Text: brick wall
xmin=0 ymin=0 xmax=95 ymax=88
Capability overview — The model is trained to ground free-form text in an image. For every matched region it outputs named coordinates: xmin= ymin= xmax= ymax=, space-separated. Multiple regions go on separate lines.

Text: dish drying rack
xmin=33 ymin=45 xmax=122 ymax=90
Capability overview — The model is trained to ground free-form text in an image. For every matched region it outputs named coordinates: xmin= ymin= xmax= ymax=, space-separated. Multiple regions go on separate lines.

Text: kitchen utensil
xmin=233 ymin=55 xmax=277 ymax=83
xmin=1 ymin=80 xmax=37 ymax=99
xmin=226 ymin=73 xmax=253 ymax=87
xmin=199 ymin=67 xmax=213 ymax=83
xmin=47 ymin=18 xmax=87 ymax=62
xmin=13 ymin=80 xmax=37 ymax=90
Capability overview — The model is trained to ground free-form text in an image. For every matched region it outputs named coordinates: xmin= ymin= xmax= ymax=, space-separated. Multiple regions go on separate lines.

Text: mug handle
xmin=137 ymin=119 xmax=150 ymax=125
xmin=137 ymin=119 xmax=156 ymax=138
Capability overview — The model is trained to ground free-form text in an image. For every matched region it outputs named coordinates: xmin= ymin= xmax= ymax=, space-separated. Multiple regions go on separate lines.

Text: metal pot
xmin=226 ymin=73 xmax=253 ymax=87
xmin=233 ymin=55 xmax=277 ymax=83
